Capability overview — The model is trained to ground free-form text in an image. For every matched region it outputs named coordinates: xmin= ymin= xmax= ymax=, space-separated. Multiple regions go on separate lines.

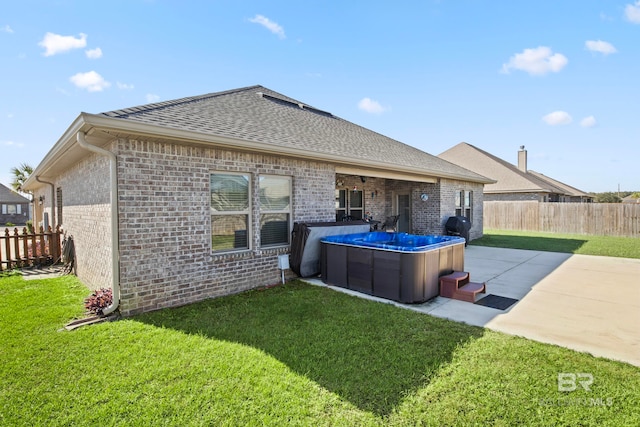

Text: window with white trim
xmin=210 ymin=172 xmax=251 ymax=252
xmin=455 ymin=190 xmax=472 ymax=221
xmin=259 ymin=175 xmax=291 ymax=247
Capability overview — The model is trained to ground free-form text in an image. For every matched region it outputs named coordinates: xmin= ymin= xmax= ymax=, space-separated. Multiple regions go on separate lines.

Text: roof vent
xmin=258 ymin=92 xmax=335 ymax=118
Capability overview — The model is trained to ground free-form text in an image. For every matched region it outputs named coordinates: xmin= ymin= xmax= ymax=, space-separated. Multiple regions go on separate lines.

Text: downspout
xmin=76 ymin=131 xmax=120 ymax=316
xmin=34 ymin=176 xmax=56 ymax=228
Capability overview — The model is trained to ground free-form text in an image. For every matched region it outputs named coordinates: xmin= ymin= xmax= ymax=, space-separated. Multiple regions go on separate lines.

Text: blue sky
xmin=1 ymin=1 xmax=639 ymax=193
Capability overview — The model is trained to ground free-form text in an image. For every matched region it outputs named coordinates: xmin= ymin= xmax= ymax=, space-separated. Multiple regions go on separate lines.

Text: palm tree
xmin=10 ymin=163 xmax=33 ymax=195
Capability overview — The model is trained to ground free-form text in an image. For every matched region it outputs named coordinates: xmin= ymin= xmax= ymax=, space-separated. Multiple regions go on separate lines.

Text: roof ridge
xmin=99 ymin=85 xmax=265 ymax=118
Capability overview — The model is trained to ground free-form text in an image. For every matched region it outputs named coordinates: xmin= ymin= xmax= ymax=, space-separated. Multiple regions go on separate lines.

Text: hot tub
xmin=320 ymin=232 xmax=465 ymax=303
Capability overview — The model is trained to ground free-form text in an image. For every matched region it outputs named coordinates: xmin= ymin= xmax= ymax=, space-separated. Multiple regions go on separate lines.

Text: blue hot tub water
xmin=321 ymin=231 xmax=465 ymax=252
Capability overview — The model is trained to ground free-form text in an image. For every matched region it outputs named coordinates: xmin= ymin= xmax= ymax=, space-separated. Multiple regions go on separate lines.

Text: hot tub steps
xmin=439 ymin=271 xmax=486 ymax=303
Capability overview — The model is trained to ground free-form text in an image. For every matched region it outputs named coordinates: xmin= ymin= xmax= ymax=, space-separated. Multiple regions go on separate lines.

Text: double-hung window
xmin=455 ymin=190 xmax=473 ymax=221
xmin=259 ymin=175 xmax=291 ymax=247
xmin=210 ymin=173 xmax=250 ymax=251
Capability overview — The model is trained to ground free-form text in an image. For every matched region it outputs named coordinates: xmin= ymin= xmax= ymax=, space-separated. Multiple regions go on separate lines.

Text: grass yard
xmin=471 ymin=229 xmax=640 ymax=259
xmin=1 ymin=274 xmax=639 ymax=426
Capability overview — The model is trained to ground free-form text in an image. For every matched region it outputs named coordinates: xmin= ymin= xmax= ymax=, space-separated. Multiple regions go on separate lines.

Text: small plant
xmin=5 ymin=222 xmax=15 ymax=227
xmin=0 ymin=269 xmax=21 ymax=278
xmin=84 ymin=288 xmax=113 ymax=316
xmin=26 ymin=220 xmax=34 ymax=234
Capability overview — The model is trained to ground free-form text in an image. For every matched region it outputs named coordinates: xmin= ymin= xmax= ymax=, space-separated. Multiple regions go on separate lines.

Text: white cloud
xmin=585 ymin=40 xmax=617 ymax=55
xmin=249 ymin=14 xmax=286 ymax=39
xmin=542 ymin=111 xmax=572 ymax=125
xmin=69 ymin=71 xmax=110 ymax=92
xmin=580 ymin=116 xmax=597 ymax=128
xmin=146 ymin=93 xmax=160 ymax=103
xmin=39 ymin=32 xmax=87 ymax=56
xmin=85 ymin=47 xmax=103 ymax=59
xmin=2 ymin=25 xmax=13 ymax=33
xmin=358 ymin=97 xmax=387 ymax=114
xmin=625 ymin=1 xmax=640 ymax=23
xmin=501 ymin=46 xmax=568 ymax=76
xmin=2 ymin=140 xmax=24 ymax=148
xmin=117 ymin=82 xmax=134 ymax=90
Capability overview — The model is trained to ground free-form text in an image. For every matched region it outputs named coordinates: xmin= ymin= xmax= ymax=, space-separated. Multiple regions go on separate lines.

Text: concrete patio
xmin=305 ymin=246 xmax=640 ymax=367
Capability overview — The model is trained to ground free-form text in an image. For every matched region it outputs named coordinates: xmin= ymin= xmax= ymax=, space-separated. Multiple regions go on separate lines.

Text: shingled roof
xmin=0 ymin=183 xmax=30 ymax=203
xmin=96 ymin=85 xmax=492 ymax=184
xmin=438 ymin=142 xmax=590 ymax=197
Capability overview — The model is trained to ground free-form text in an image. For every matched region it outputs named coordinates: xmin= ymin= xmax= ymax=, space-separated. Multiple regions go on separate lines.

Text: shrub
xmin=84 ymin=288 xmax=113 ymax=316
xmin=26 ymin=220 xmax=34 ymax=234
xmin=5 ymin=222 xmax=15 ymax=227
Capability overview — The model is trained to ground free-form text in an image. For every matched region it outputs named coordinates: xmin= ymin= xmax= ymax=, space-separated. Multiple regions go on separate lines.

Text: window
xmin=210 ymin=173 xmax=250 ymax=252
xmin=335 ymin=189 xmax=363 ymax=220
xmin=259 ymin=175 xmax=291 ymax=247
xmin=1 ymin=204 xmax=5 ymax=214
xmin=455 ymin=190 xmax=472 ymax=221
xmin=6 ymin=204 xmax=16 ymax=215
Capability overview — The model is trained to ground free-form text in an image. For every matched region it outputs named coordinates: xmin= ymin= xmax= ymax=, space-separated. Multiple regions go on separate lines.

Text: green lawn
xmin=1 ymin=275 xmax=638 ymax=426
xmin=471 ymin=229 xmax=640 ymax=259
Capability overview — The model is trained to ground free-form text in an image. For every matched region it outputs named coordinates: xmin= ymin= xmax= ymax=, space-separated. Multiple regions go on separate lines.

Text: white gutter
xmin=34 ymin=176 xmax=56 ymax=227
xmin=76 ymin=131 xmax=120 ymax=316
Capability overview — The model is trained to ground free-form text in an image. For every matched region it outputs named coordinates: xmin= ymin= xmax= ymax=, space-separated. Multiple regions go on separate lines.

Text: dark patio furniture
xmin=381 ymin=215 xmax=400 ymax=232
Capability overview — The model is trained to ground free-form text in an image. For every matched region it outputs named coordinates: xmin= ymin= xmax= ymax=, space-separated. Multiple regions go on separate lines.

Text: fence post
xmin=3 ymin=228 xmax=10 ymax=270
xmin=12 ymin=228 xmax=21 ymax=268
xmin=38 ymin=226 xmax=46 ymax=266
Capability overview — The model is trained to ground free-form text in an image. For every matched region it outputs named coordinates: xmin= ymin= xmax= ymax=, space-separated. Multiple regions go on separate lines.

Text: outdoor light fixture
xmin=360 ymin=176 xmax=367 ymax=183
xmin=38 ymin=195 xmax=45 ymax=205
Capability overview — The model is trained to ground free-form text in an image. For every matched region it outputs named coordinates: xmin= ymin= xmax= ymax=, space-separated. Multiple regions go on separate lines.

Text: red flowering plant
xmin=84 ymin=288 xmax=113 ymax=316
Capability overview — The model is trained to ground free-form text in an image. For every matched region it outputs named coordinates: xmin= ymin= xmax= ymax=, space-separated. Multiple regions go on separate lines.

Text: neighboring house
xmin=24 ymin=85 xmax=492 ymax=315
xmin=439 ymin=143 xmax=593 ymax=203
xmin=0 ymin=183 xmax=30 ymax=226
xmin=622 ymin=194 xmax=640 ymax=204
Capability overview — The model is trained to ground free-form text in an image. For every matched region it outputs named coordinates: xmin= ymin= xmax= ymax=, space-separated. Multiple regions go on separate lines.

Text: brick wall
xmin=116 ymin=139 xmax=336 ymax=315
xmin=439 ymin=179 xmax=484 ymax=240
xmin=410 ymin=182 xmax=441 ymax=234
xmin=46 ymin=149 xmax=114 ymax=291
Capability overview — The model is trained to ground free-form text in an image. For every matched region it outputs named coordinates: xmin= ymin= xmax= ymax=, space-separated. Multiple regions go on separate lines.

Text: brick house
xmin=439 ymin=142 xmax=593 ymax=202
xmin=0 ymin=183 xmax=30 ymax=226
xmin=24 ymin=86 xmax=492 ymax=315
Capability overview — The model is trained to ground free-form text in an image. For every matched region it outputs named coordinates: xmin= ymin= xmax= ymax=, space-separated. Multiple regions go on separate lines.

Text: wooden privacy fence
xmin=484 ymin=201 xmax=640 ymax=238
xmin=1 ymin=225 xmax=64 ymax=271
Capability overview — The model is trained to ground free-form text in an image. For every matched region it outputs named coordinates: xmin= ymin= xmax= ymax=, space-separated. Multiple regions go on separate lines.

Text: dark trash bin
xmin=445 ymin=216 xmax=471 ymax=246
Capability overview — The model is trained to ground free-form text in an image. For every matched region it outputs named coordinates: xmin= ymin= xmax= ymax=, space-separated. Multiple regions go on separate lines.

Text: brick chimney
xmin=518 ymin=145 xmax=527 ymax=172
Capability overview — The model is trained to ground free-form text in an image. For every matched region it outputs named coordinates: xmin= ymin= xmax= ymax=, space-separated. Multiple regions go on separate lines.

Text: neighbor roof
xmin=0 ymin=183 xmax=30 ymax=203
xmin=438 ymin=142 xmax=589 ymax=196
xmin=25 ymin=86 xmax=493 ymax=189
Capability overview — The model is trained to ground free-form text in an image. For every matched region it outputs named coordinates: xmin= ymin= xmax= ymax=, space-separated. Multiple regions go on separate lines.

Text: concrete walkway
xmin=305 ymin=246 xmax=640 ymax=367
